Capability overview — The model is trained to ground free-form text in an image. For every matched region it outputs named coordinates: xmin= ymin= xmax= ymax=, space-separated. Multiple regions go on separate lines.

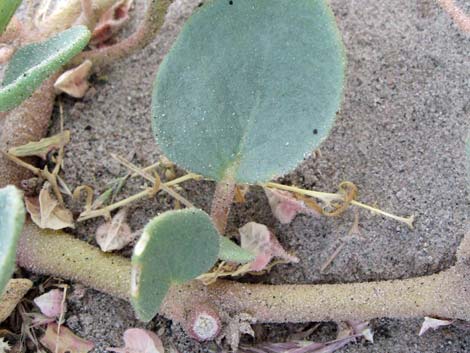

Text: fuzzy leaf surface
xmin=152 ymin=0 xmax=345 ymax=183
xmin=0 ymin=25 xmax=91 ymax=111
xmin=131 ymin=209 xmax=219 ymax=321
xmin=219 ymin=236 xmax=255 ymax=264
xmin=0 ymin=0 xmax=21 ymax=34
xmin=0 ymin=186 xmax=25 ymax=295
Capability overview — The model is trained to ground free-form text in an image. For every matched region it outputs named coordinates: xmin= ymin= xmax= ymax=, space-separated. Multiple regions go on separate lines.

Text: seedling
xmin=0 ymin=0 xmax=464 ymax=350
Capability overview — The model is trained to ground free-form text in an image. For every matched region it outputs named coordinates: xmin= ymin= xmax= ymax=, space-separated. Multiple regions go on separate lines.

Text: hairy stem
xmin=0 ymin=77 xmax=57 ymax=188
xmin=17 ymin=223 xmax=470 ymax=325
xmin=210 ymin=178 xmax=236 ymax=235
xmin=36 ymin=0 xmax=118 ymax=36
xmin=70 ymin=0 xmax=174 ymax=69
xmin=437 ymin=0 xmax=470 ymax=33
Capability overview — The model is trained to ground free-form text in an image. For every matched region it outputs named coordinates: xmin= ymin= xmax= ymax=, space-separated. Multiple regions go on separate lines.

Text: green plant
xmin=0 ymin=0 xmax=22 ymax=35
xmin=0 ymin=186 xmax=25 ymax=295
xmin=0 ymin=26 xmax=91 ymax=111
xmin=1 ymin=0 xmax=465 ymax=350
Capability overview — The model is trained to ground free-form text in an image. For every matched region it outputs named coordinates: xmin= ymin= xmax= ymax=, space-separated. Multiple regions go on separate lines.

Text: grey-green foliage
xmin=219 ymin=236 xmax=255 ymax=263
xmin=0 ymin=0 xmax=21 ymax=34
xmin=0 ymin=25 xmax=91 ymax=112
xmin=152 ymin=0 xmax=345 ymax=184
xmin=0 ymin=186 xmax=25 ymax=296
xmin=131 ymin=209 xmax=221 ymax=321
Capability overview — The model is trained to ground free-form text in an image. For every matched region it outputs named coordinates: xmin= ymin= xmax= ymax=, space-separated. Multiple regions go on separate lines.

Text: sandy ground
xmin=36 ymin=0 xmax=470 ymax=351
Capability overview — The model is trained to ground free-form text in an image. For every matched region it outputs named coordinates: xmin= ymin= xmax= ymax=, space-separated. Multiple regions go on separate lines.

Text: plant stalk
xmin=70 ymin=0 xmax=174 ymax=70
xmin=210 ymin=178 xmax=236 ymax=235
xmin=17 ymin=223 xmax=470 ymax=325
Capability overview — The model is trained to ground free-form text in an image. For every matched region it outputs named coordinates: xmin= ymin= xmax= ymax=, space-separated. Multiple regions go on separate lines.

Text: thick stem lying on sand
xmin=17 ymin=222 xmax=470 ymax=327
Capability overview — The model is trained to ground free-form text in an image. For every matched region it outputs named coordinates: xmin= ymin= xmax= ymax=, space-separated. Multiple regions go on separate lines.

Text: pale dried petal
xmin=264 ymin=188 xmax=319 ymax=224
xmin=40 ymin=323 xmax=94 ymax=353
xmin=107 ymin=328 xmax=164 ymax=353
xmin=0 ymin=46 xmax=14 ymax=65
xmin=96 ymin=208 xmax=134 ymax=252
xmin=25 ymin=184 xmax=74 ymax=230
xmin=239 ymin=222 xmax=299 ymax=272
xmin=34 ymin=289 xmax=65 ymax=319
xmin=419 ymin=317 xmax=453 ymax=336
xmin=54 ymin=60 xmax=93 ymax=98
xmin=91 ymin=0 xmax=134 ymax=46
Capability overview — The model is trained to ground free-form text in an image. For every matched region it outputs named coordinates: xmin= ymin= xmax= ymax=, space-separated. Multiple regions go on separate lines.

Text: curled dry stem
xmin=265 ymin=182 xmax=415 ymax=229
xmin=77 ymin=158 xmax=199 ymax=221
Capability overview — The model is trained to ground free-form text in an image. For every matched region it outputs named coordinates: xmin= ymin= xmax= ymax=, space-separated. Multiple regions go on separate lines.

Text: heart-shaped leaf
xmin=131 ymin=209 xmax=220 ymax=322
xmin=0 ymin=0 xmax=21 ymax=34
xmin=0 ymin=186 xmax=25 ymax=295
xmin=0 ymin=25 xmax=91 ymax=112
xmin=152 ymin=0 xmax=345 ymax=184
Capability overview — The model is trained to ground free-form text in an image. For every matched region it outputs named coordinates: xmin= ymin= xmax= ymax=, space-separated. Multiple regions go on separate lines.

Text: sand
xmin=39 ymin=0 xmax=470 ymax=351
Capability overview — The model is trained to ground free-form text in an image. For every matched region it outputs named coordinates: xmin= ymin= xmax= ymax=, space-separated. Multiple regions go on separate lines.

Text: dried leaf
xmin=8 ymin=131 xmax=70 ymax=160
xmin=239 ymin=222 xmax=299 ymax=272
xmin=34 ymin=289 xmax=65 ymax=319
xmin=107 ymin=328 xmax=164 ymax=353
xmin=96 ymin=208 xmax=134 ymax=252
xmin=0 ymin=279 xmax=33 ymax=323
xmin=0 ymin=338 xmax=11 ymax=353
xmin=0 ymin=46 xmax=14 ymax=65
xmin=40 ymin=323 xmax=94 ymax=353
xmin=25 ymin=184 xmax=74 ymax=230
xmin=419 ymin=317 xmax=453 ymax=336
xmin=54 ymin=60 xmax=92 ymax=98
xmin=91 ymin=0 xmax=133 ymax=46
xmin=264 ymin=188 xmax=319 ymax=224
xmin=341 ymin=321 xmax=374 ymax=343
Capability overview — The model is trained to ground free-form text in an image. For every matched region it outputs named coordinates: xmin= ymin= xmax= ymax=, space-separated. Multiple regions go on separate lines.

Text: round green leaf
xmin=0 ymin=0 xmax=22 ymax=34
xmin=131 ymin=209 xmax=220 ymax=322
xmin=0 ymin=25 xmax=91 ymax=112
xmin=0 ymin=186 xmax=25 ymax=296
xmin=152 ymin=0 xmax=345 ymax=184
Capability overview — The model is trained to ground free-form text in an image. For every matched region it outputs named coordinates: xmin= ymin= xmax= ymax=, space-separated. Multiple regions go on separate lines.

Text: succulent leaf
xmin=219 ymin=236 xmax=255 ymax=264
xmin=0 ymin=0 xmax=21 ymax=34
xmin=131 ymin=209 xmax=220 ymax=322
xmin=0 ymin=25 xmax=91 ymax=111
xmin=152 ymin=0 xmax=345 ymax=183
xmin=0 ymin=186 xmax=25 ymax=295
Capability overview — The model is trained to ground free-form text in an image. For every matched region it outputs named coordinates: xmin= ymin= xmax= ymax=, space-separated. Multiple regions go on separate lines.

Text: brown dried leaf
xmin=8 ymin=131 xmax=70 ymax=160
xmin=419 ymin=317 xmax=453 ymax=336
xmin=34 ymin=289 xmax=65 ymax=319
xmin=96 ymin=208 xmax=134 ymax=252
xmin=239 ymin=222 xmax=299 ymax=271
xmin=54 ymin=60 xmax=93 ymax=98
xmin=25 ymin=184 xmax=74 ymax=230
xmin=40 ymin=323 xmax=94 ymax=353
xmin=91 ymin=0 xmax=133 ymax=46
xmin=264 ymin=188 xmax=319 ymax=224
